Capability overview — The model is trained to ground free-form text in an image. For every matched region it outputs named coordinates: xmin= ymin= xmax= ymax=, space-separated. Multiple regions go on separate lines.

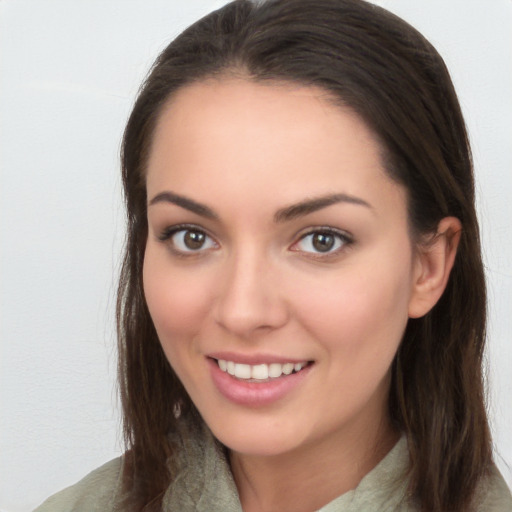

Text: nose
xmin=213 ymin=248 xmax=289 ymax=338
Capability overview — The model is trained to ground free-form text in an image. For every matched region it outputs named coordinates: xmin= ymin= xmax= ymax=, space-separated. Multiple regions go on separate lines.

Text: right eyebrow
xmin=148 ymin=191 xmax=219 ymax=220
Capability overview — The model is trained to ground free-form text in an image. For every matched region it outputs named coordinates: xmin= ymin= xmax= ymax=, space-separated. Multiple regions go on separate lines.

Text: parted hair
xmin=117 ymin=1 xmax=492 ymax=510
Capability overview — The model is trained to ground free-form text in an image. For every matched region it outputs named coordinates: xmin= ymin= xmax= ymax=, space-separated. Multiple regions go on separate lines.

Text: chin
xmin=206 ymin=417 xmax=306 ymax=457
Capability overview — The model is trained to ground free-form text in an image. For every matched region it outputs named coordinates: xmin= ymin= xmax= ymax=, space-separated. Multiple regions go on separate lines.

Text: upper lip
xmin=207 ymin=352 xmax=312 ymax=365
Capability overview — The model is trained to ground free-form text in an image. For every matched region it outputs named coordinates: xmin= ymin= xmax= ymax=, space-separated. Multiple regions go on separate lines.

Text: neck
xmin=229 ymin=413 xmax=399 ymax=512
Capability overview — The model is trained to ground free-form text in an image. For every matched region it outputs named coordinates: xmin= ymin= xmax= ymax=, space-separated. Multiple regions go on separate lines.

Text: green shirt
xmin=35 ymin=423 xmax=512 ymax=511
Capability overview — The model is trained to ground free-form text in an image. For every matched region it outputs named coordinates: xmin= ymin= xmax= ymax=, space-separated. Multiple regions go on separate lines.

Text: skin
xmin=143 ymin=78 xmax=460 ymax=512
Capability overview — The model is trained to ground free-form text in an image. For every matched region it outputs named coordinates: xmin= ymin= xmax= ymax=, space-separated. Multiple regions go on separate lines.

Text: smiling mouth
xmin=215 ymin=359 xmax=312 ymax=381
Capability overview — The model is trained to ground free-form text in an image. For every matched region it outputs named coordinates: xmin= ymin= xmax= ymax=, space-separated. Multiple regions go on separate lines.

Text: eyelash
xmin=157 ymin=224 xmax=218 ymax=256
xmin=157 ymin=224 xmax=353 ymax=258
xmin=290 ymin=227 xmax=353 ymax=258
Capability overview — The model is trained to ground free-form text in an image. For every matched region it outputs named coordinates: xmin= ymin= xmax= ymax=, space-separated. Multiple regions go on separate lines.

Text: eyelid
xmin=157 ymin=223 xmax=209 ymax=239
xmin=290 ymin=226 xmax=354 ymax=256
xmin=156 ymin=223 xmax=352 ymax=258
xmin=157 ymin=223 xmax=219 ymax=254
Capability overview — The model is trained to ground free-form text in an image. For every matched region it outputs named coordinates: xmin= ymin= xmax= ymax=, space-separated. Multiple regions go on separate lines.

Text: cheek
xmin=289 ymin=257 xmax=413 ymax=361
xmin=142 ymin=247 xmax=214 ymax=351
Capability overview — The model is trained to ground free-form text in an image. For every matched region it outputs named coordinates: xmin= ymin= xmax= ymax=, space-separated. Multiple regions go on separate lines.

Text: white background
xmin=1 ymin=1 xmax=510 ymax=510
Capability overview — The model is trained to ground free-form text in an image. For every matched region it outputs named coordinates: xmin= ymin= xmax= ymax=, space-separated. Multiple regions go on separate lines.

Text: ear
xmin=408 ymin=217 xmax=462 ymax=319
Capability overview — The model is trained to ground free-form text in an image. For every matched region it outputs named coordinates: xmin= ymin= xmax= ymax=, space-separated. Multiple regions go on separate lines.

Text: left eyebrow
xmin=274 ymin=193 xmax=372 ymax=223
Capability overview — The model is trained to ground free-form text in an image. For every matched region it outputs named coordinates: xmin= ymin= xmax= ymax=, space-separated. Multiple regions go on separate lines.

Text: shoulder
xmin=474 ymin=463 xmax=512 ymax=512
xmin=33 ymin=456 xmax=123 ymax=512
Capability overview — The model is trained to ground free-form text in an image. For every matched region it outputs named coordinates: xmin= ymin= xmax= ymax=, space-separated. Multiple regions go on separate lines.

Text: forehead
xmin=149 ymin=78 xmax=378 ymax=161
xmin=146 ymin=78 xmax=405 ymax=219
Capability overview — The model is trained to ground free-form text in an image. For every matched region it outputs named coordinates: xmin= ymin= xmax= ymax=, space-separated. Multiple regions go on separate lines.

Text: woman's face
xmin=143 ymin=79 xmax=421 ymax=457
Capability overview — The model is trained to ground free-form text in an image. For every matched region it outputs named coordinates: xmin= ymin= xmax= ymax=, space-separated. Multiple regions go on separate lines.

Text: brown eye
xmin=168 ymin=228 xmax=217 ymax=253
xmin=312 ymin=233 xmax=335 ymax=252
xmin=184 ymin=230 xmax=206 ymax=250
xmin=293 ymin=229 xmax=351 ymax=255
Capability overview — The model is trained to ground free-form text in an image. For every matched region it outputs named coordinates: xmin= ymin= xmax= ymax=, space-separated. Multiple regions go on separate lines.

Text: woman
xmin=35 ymin=0 xmax=512 ymax=511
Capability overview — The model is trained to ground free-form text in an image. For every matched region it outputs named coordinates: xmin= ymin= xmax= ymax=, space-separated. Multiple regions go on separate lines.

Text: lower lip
xmin=208 ymin=359 xmax=312 ymax=407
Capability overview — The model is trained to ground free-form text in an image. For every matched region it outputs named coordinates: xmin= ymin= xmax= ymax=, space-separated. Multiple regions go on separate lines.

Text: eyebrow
xmin=148 ymin=191 xmax=372 ymax=222
xmin=274 ymin=193 xmax=372 ymax=223
xmin=148 ymin=191 xmax=218 ymax=220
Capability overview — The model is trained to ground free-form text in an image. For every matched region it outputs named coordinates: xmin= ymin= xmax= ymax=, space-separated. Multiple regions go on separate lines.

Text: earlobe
xmin=408 ymin=217 xmax=462 ymax=319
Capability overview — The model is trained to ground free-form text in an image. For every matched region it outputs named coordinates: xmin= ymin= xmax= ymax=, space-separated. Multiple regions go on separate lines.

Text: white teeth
xmin=251 ymin=364 xmax=269 ymax=380
xmin=216 ymin=359 xmax=308 ymax=380
xmin=268 ymin=363 xmax=282 ymax=378
xmin=282 ymin=363 xmax=294 ymax=375
xmin=234 ymin=363 xmax=251 ymax=379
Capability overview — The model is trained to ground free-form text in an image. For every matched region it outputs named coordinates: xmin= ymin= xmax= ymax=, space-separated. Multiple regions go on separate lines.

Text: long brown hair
xmin=117 ymin=1 xmax=492 ymax=510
